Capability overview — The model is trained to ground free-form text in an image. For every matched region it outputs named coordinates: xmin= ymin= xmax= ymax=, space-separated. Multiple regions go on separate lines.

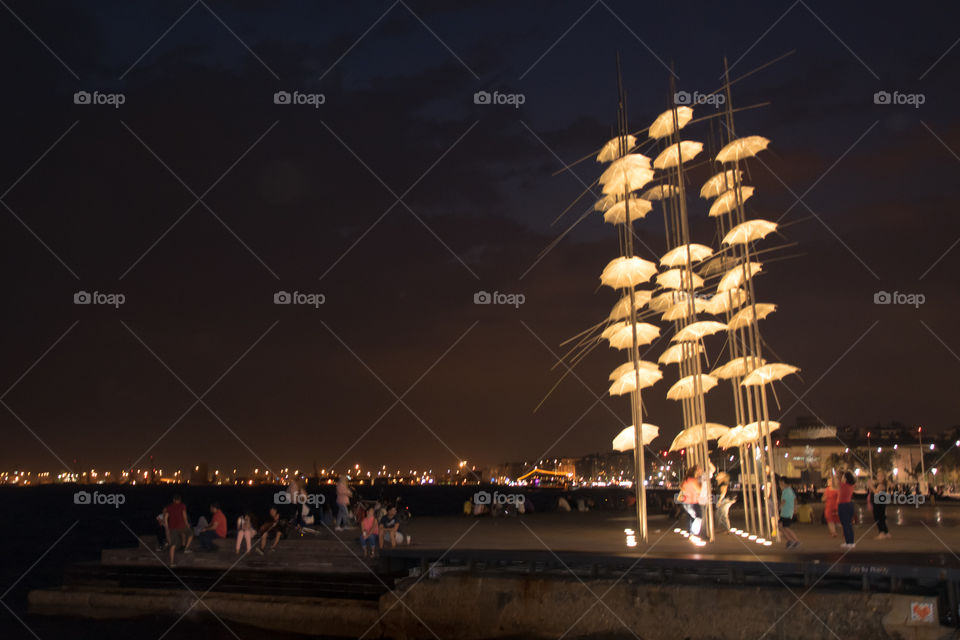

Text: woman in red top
xmin=680 ymin=466 xmax=703 ymax=537
xmin=821 ymin=476 xmax=840 ymax=537
xmin=837 ymin=471 xmax=856 ymax=549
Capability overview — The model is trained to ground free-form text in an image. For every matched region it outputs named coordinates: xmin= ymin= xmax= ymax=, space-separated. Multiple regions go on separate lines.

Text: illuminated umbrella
xmin=700 ymin=169 xmax=743 ymax=199
xmin=594 ymin=194 xmax=619 ymax=211
xmin=602 ymin=197 xmax=653 ymax=224
xmin=658 ymin=342 xmax=703 ymax=365
xmin=742 ymin=420 xmax=781 ymax=441
xmin=601 ymin=256 xmax=658 ymax=289
xmin=640 ymin=184 xmax=679 ymax=201
xmin=609 ymin=360 xmax=661 ymax=381
xmin=656 ymin=268 xmax=704 ymax=290
xmin=597 ymin=135 xmax=636 ymax=163
xmin=711 ymin=356 xmax=765 ymax=380
xmin=660 ymin=243 xmax=714 ymax=267
xmin=716 ymin=135 xmax=770 ymax=163
xmin=717 ymin=262 xmax=762 ymax=293
xmin=717 ymin=425 xmax=748 ymax=449
xmin=661 ymin=298 xmax=707 ymax=321
xmin=604 ymin=322 xmax=661 ymax=349
xmin=649 ymin=106 xmax=693 ymax=140
xmin=653 ymin=140 xmax=704 ymax=170
xmin=669 ymin=423 xmax=731 ymax=451
xmin=708 ymin=186 xmax=755 ymax=217
xmin=741 ymin=363 xmax=799 ymax=386
xmin=609 ymin=290 xmax=653 ymax=321
xmin=704 ymin=288 xmax=748 ymax=315
xmin=599 ymin=154 xmax=655 ymax=195
xmin=722 ymin=219 xmax=778 ymax=245
xmin=667 ymin=374 xmax=719 ymax=400
xmin=650 ymin=290 xmax=683 ymax=312
xmin=609 ymin=367 xmax=663 ymax=395
xmin=612 ymin=423 xmax=660 ymax=451
xmin=672 ymin=320 xmax=728 ymax=342
xmin=727 ymin=303 xmax=777 ymax=330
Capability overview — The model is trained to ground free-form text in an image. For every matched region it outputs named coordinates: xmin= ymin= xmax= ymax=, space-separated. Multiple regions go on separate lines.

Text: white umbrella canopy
xmin=672 ymin=320 xmax=728 ymax=342
xmin=649 ymin=106 xmax=694 ymax=139
xmin=661 ymin=298 xmax=707 ymax=321
xmin=599 ymin=154 xmax=655 ymax=195
xmin=594 ymin=194 xmax=619 ymax=211
xmin=653 ymin=140 xmax=704 ymax=170
xmin=741 ymin=363 xmax=799 ymax=386
xmin=597 ymin=135 xmax=637 ymax=163
xmin=608 ymin=289 xmax=653 ymax=321
xmin=727 ymin=303 xmax=777 ymax=330
xmin=658 ymin=342 xmax=703 ymax=365
xmin=742 ymin=420 xmax=781 ymax=441
xmin=609 ymin=360 xmax=661 ymax=381
xmin=717 ymin=425 xmax=747 ymax=449
xmin=704 ymin=288 xmax=748 ymax=315
xmin=667 ymin=374 xmax=719 ymax=400
xmin=602 ymin=197 xmax=654 ymax=225
xmin=612 ymin=423 xmax=660 ymax=451
xmin=605 ymin=322 xmax=661 ymax=349
xmin=717 ymin=262 xmax=762 ymax=293
xmin=716 ymin=135 xmax=770 ymax=163
xmin=708 ymin=186 xmax=755 ymax=217
xmin=700 ymin=169 xmax=743 ymax=199
xmin=609 ymin=367 xmax=663 ymax=395
xmin=669 ymin=423 xmax=731 ymax=451
xmin=656 ymin=268 xmax=704 ymax=290
xmin=649 ymin=290 xmax=685 ymax=313
xmin=722 ymin=219 xmax=778 ymax=245
xmin=660 ymin=243 xmax=714 ymax=267
xmin=711 ymin=356 xmax=765 ymax=380
xmin=600 ymin=256 xmax=658 ymax=289
xmin=640 ymin=184 xmax=679 ymax=201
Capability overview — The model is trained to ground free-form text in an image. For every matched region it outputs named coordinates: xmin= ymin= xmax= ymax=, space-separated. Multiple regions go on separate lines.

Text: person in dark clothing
xmin=837 ymin=471 xmax=857 ymax=549
xmin=868 ymin=470 xmax=891 ymax=539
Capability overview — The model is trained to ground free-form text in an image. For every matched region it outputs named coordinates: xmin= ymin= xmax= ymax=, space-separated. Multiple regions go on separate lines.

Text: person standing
xmin=779 ymin=477 xmax=800 ymax=549
xmin=821 ymin=476 xmax=840 ymax=538
xmin=335 ymin=478 xmax=352 ymax=531
xmin=837 ymin=471 xmax=857 ymax=550
xmin=869 ymin=470 xmax=891 ymax=539
xmin=163 ymin=495 xmax=192 ymax=566
xmin=680 ymin=466 xmax=703 ymax=537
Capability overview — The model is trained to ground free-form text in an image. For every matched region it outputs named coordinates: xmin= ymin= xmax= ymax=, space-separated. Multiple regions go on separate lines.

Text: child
xmin=821 ymin=476 xmax=840 ymax=538
xmin=360 ymin=507 xmax=379 ymax=558
xmin=779 ymin=477 xmax=800 ymax=549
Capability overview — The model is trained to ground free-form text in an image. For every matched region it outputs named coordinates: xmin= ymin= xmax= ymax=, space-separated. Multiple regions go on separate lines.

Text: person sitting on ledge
xmin=256 ymin=507 xmax=287 ymax=555
xmin=236 ymin=512 xmax=256 ymax=554
xmin=360 ymin=507 xmax=379 ymax=558
xmin=197 ymin=503 xmax=227 ymax=552
xmin=379 ymin=506 xmax=400 ymax=549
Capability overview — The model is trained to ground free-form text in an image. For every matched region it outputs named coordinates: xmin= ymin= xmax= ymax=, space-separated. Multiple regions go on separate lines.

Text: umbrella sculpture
xmin=612 ymin=424 xmax=661 ymax=452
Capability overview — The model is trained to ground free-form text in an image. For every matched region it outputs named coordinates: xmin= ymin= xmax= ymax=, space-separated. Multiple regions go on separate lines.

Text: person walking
xmin=837 ymin=471 xmax=857 ymax=550
xmin=163 ymin=495 xmax=193 ymax=567
xmin=335 ymin=477 xmax=352 ymax=531
xmin=779 ymin=477 xmax=800 ymax=549
xmin=680 ymin=466 xmax=703 ymax=537
xmin=869 ymin=470 xmax=891 ymax=539
xmin=821 ymin=476 xmax=840 ymax=538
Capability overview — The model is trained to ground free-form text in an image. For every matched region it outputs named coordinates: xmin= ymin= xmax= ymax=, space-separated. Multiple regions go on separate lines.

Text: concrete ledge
xmin=29 ymin=587 xmax=381 ymax=637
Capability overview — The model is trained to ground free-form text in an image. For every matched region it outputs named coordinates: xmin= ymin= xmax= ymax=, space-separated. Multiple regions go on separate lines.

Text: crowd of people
xmin=675 ymin=465 xmax=909 ymax=550
xmin=155 ymin=478 xmax=410 ymax=566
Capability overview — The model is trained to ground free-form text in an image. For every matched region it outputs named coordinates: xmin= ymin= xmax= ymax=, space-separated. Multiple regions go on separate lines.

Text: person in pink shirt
xmin=679 ymin=465 xmax=703 ymax=536
xmin=360 ymin=507 xmax=379 ymax=558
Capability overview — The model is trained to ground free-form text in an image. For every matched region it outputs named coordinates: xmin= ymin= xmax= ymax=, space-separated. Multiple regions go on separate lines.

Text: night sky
xmin=1 ymin=1 xmax=959 ymax=475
